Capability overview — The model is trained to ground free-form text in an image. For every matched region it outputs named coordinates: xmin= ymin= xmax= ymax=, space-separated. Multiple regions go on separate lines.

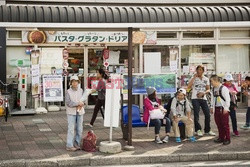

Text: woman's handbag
xmin=149 ymin=109 xmax=165 ymax=119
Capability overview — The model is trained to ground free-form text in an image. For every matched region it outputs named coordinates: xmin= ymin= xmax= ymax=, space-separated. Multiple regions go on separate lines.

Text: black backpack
xmin=212 ymin=85 xmax=236 ymax=109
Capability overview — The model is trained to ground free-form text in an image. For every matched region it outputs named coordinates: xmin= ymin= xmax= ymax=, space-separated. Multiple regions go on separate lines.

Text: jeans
xmin=151 ymin=117 xmax=171 ymax=135
xmin=214 ymin=107 xmax=230 ymax=141
xmin=66 ymin=114 xmax=83 ymax=148
xmin=192 ymin=99 xmax=211 ymax=133
xmin=90 ymin=99 xmax=105 ymax=126
xmin=229 ymin=107 xmax=238 ymax=132
xmin=246 ymin=107 xmax=250 ymax=126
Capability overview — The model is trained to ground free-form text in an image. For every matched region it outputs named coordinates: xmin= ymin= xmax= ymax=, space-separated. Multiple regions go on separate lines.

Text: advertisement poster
xmin=43 ymin=75 xmax=63 ymax=102
xmin=40 ymin=48 xmax=63 ymax=74
xmin=123 ymin=73 xmax=176 ymax=94
xmin=31 ymin=64 xmax=40 ymax=95
xmin=169 ymin=47 xmax=178 ymax=72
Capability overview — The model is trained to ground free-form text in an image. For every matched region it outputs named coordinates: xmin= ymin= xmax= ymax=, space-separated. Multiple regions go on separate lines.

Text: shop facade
xmin=1 ymin=5 xmax=250 ymax=111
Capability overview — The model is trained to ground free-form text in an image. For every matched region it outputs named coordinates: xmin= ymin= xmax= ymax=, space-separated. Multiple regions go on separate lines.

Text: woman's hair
xmin=196 ymin=65 xmax=205 ymax=72
xmin=98 ymin=68 xmax=109 ymax=80
xmin=210 ymin=75 xmax=220 ymax=82
xmin=148 ymin=91 xmax=156 ymax=101
xmin=245 ymin=76 xmax=250 ymax=81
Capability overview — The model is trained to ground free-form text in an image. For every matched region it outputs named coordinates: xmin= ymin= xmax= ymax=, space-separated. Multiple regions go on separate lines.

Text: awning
xmin=1 ymin=5 xmax=250 ymax=23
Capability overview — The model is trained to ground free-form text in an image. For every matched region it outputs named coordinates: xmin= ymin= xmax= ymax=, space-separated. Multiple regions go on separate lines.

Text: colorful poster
xmin=43 ymin=75 xmax=63 ymax=102
xmin=31 ymin=64 xmax=40 ymax=95
xmin=123 ymin=73 xmax=176 ymax=94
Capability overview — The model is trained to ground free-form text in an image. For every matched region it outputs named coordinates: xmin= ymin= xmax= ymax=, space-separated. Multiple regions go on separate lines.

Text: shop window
xmin=68 ymin=49 xmax=84 ymax=74
xmin=8 ymin=31 xmax=22 ymax=39
xmin=157 ymin=32 xmax=177 ymax=39
xmin=88 ymin=49 xmax=103 ymax=73
xmin=217 ymin=44 xmax=250 ymax=73
xmin=181 ymin=45 xmax=215 ymax=73
xmin=183 ymin=31 xmax=214 ymax=38
xmin=220 ymin=30 xmax=250 ymax=38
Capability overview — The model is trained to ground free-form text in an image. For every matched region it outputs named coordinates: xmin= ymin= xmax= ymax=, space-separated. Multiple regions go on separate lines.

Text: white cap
xmin=178 ymin=88 xmax=186 ymax=95
xmin=224 ymin=74 xmax=234 ymax=81
xmin=70 ymin=76 xmax=79 ymax=81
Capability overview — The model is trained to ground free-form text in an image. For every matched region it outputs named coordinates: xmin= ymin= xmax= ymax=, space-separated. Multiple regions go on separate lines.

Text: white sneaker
xmin=85 ymin=123 xmax=93 ymax=128
xmin=196 ymin=130 xmax=203 ymax=137
xmin=162 ymin=135 xmax=169 ymax=143
xmin=205 ymin=130 xmax=216 ymax=136
xmin=155 ymin=136 xmax=163 ymax=144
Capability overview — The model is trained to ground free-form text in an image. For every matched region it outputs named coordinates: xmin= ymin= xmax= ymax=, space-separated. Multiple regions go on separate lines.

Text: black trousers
xmin=90 ymin=99 xmax=105 ymax=126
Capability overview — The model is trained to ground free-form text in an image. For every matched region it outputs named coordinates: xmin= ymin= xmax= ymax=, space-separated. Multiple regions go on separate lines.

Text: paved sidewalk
xmin=0 ymin=108 xmax=249 ymax=166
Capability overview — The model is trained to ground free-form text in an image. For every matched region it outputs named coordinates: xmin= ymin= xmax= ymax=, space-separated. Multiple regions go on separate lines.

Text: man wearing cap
xmin=65 ymin=76 xmax=85 ymax=151
xmin=223 ymin=73 xmax=239 ymax=136
xmin=143 ymin=87 xmax=171 ymax=144
xmin=171 ymin=88 xmax=196 ymax=143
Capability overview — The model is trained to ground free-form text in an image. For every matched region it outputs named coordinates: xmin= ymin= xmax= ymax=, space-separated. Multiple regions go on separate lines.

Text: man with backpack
xmin=223 ymin=74 xmax=239 ymax=136
xmin=171 ymin=88 xmax=196 ymax=143
xmin=210 ymin=75 xmax=231 ymax=145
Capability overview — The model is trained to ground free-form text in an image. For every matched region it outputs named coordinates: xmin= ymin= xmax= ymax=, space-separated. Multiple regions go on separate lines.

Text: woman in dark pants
xmin=86 ymin=69 xmax=108 ymax=127
xmin=187 ymin=65 xmax=215 ymax=137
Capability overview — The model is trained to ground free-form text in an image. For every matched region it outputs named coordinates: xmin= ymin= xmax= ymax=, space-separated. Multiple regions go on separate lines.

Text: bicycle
xmin=0 ymin=80 xmax=12 ymax=122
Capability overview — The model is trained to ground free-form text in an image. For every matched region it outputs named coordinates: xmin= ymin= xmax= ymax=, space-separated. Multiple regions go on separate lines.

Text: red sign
xmin=103 ymin=49 xmax=109 ymax=59
xmin=63 ymin=48 xmax=69 ymax=60
xmin=104 ymin=61 xmax=109 ymax=68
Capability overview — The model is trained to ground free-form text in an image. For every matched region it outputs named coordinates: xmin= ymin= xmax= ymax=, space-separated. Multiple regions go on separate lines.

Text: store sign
xmin=22 ymin=31 xmax=157 ymax=44
xmin=43 ymin=75 xmax=63 ymax=102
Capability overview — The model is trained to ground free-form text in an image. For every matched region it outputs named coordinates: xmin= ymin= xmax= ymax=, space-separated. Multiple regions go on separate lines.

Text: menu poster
xmin=43 ymin=75 xmax=63 ymax=102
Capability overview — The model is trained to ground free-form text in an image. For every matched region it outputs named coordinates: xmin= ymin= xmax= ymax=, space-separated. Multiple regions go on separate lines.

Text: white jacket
xmin=210 ymin=84 xmax=230 ymax=112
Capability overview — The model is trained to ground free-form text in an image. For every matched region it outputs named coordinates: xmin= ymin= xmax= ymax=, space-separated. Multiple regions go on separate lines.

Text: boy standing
xmin=210 ymin=75 xmax=231 ymax=145
xmin=171 ymin=88 xmax=196 ymax=143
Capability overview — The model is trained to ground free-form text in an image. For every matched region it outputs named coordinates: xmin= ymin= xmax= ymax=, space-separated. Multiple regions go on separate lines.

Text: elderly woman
xmin=65 ymin=76 xmax=85 ymax=151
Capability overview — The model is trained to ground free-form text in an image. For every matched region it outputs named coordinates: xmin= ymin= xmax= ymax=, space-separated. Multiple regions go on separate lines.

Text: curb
xmin=0 ymin=152 xmax=249 ymax=167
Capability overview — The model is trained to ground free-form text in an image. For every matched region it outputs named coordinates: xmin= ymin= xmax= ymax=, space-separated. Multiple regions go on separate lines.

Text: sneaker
xmin=214 ymin=138 xmax=223 ymax=143
xmin=74 ymin=145 xmax=81 ymax=150
xmin=223 ymin=140 xmax=231 ymax=145
xmin=233 ymin=131 xmax=240 ymax=137
xmin=162 ymin=135 xmax=169 ymax=143
xmin=66 ymin=147 xmax=77 ymax=151
xmin=196 ymin=130 xmax=203 ymax=137
xmin=205 ymin=130 xmax=216 ymax=136
xmin=189 ymin=136 xmax=197 ymax=142
xmin=85 ymin=123 xmax=93 ymax=128
xmin=176 ymin=137 xmax=181 ymax=143
xmin=155 ymin=136 xmax=163 ymax=144
xmin=240 ymin=125 xmax=250 ymax=130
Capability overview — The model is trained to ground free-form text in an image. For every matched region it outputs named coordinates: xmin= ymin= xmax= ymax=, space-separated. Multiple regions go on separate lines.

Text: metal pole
xmin=128 ymin=27 xmax=133 ymax=146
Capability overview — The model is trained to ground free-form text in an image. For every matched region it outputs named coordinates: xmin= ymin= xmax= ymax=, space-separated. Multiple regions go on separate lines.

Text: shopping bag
xmin=82 ymin=130 xmax=97 ymax=152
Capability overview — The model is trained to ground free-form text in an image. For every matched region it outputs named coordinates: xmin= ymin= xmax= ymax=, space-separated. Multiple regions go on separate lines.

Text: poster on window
xmin=40 ymin=48 xmax=63 ymax=74
xmin=169 ymin=47 xmax=178 ymax=72
xmin=43 ymin=75 xmax=63 ymax=102
xmin=123 ymin=73 xmax=176 ymax=95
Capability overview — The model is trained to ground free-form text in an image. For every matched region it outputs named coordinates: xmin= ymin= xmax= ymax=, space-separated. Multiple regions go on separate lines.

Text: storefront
xmin=1 ymin=5 xmax=250 ymax=112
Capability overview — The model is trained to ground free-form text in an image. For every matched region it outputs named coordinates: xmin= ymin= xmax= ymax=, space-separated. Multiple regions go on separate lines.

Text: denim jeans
xmin=66 ymin=114 xmax=83 ymax=148
xmin=229 ymin=107 xmax=238 ymax=132
xmin=151 ymin=117 xmax=171 ymax=135
xmin=246 ymin=107 xmax=250 ymax=126
xmin=192 ymin=99 xmax=211 ymax=133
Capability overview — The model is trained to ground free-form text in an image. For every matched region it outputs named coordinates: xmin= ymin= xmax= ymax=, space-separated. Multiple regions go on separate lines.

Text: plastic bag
xmin=82 ymin=130 xmax=97 ymax=152
xmin=80 ymin=89 xmax=92 ymax=103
